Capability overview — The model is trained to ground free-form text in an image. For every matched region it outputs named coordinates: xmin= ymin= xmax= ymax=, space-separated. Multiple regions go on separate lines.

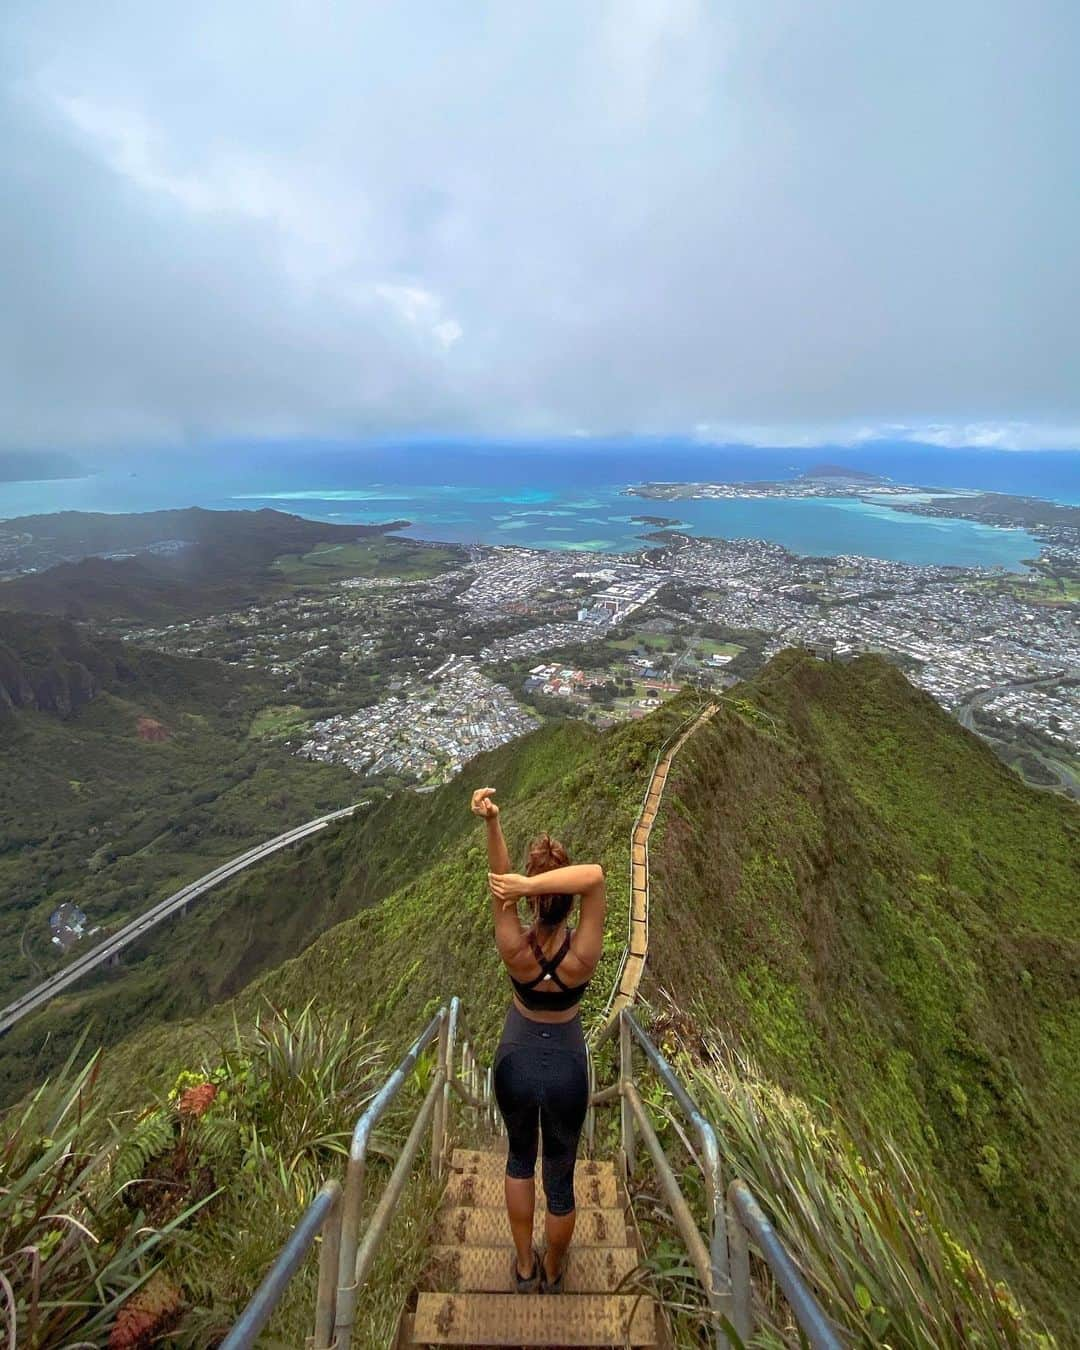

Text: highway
xmin=958 ymin=673 xmax=1079 ymax=797
xmin=0 ymin=803 xmax=366 ymax=1037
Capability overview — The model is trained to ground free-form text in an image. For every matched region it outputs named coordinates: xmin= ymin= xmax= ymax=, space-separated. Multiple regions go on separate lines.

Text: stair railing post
xmin=336 ymin=1150 xmax=366 ymax=1344
xmin=699 ymin=1125 xmax=732 ymax=1347
xmin=619 ymin=1009 xmax=635 ymax=1178
xmin=312 ymin=1181 xmax=343 ymax=1350
xmin=443 ymin=997 xmax=460 ymax=1156
xmin=585 ymin=1043 xmax=597 ymax=1155
xmin=726 ymin=1201 xmax=753 ymax=1345
xmin=431 ymin=1009 xmax=450 ymax=1179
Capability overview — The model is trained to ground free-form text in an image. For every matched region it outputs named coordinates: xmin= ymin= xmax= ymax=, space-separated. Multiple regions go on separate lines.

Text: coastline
xmin=2 ymin=452 xmax=1074 ymax=572
xmin=624 ymin=476 xmax=1079 ymax=568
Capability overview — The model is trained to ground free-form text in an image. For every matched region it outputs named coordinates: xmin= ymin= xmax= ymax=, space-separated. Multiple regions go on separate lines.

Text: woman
xmin=470 ymin=785 xmax=606 ymax=1295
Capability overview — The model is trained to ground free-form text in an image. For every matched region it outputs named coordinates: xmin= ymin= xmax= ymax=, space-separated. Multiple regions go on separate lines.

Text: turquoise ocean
xmin=3 ymin=442 xmax=1078 ymax=572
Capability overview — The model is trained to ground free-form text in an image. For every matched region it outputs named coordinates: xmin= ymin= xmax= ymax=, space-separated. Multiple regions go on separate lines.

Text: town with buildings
xmin=111 ymin=518 xmax=1078 ymax=796
xmin=297 ymin=655 xmax=541 ymax=785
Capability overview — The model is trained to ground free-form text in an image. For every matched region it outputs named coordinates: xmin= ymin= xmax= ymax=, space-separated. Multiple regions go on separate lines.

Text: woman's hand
xmin=488 ymin=871 xmax=531 ymax=908
xmin=471 ymin=786 xmax=499 ymax=820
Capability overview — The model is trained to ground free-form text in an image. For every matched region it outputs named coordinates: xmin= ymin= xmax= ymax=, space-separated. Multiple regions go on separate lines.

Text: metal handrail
xmin=334 ymin=1007 xmax=447 ymax=1342
xmin=590 ymin=1009 xmax=841 ymax=1350
xmin=445 ymin=995 xmax=494 ymax=1122
xmin=219 ymin=1180 xmax=342 ymax=1350
xmin=594 ymin=1008 xmax=730 ymax=1345
xmin=727 ymin=1181 xmax=843 ymax=1350
xmin=623 ymin=1012 xmax=728 ymax=1321
xmin=334 ymin=1000 xmax=493 ymax=1345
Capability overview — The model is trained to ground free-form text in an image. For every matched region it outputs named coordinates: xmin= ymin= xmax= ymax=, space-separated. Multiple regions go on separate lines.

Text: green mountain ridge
xmin=3 ymin=651 xmax=1077 ymax=1342
xmin=0 ymin=614 xmax=359 ymax=1039
xmin=0 ymin=507 xmax=411 ymax=621
xmin=648 ymin=652 xmax=1078 ymax=1330
xmin=0 ymin=613 xmax=133 ymax=716
xmin=45 ymin=650 xmax=1076 ymax=1341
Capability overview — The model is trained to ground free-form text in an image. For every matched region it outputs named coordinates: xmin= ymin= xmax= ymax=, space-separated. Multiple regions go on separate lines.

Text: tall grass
xmin=126 ymin=999 xmax=390 ymax=1345
xmin=0 ymin=1035 xmax=203 ymax=1348
xmin=1 ymin=1000 xmax=437 ymax=1346
xmin=636 ymin=1004 xmax=1055 ymax=1348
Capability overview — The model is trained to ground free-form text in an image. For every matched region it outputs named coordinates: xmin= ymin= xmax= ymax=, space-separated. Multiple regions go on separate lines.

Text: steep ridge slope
xmin=0 ymin=616 xmax=358 ymax=1101
xmin=0 ymin=613 xmax=131 ymax=716
xmin=47 ymin=653 xmax=1077 ymax=1337
xmin=646 ymin=651 xmax=1078 ymax=1329
xmin=90 ymin=693 xmax=704 ymax=1115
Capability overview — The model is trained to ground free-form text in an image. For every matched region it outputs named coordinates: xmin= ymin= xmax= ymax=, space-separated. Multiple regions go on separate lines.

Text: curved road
xmin=0 ymin=803 xmax=366 ymax=1037
xmin=958 ymin=672 xmax=1079 ymax=797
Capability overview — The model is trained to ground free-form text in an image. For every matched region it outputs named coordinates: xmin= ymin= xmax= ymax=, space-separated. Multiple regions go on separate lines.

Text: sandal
xmin=539 ymin=1251 xmax=564 ymax=1295
xmin=513 ymin=1245 xmax=541 ymax=1294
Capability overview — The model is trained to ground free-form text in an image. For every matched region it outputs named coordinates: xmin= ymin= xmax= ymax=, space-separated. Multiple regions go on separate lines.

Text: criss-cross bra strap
xmin=519 ymin=929 xmax=574 ymax=990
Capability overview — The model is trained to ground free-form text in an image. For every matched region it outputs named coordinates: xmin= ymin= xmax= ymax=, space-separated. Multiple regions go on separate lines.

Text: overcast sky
xmin=2 ymin=0 xmax=1077 ymax=454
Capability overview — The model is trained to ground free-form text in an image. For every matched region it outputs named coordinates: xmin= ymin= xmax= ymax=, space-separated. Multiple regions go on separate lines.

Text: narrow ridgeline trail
xmin=600 ymin=702 xmax=720 ymax=1036
xmin=393 ymin=703 xmax=720 ymax=1349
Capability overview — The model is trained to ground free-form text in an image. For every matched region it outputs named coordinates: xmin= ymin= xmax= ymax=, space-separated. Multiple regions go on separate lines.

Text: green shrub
xmin=0 ymin=1035 xmax=205 ymax=1348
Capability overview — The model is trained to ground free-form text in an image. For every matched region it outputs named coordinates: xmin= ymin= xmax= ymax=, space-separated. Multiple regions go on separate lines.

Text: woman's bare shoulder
xmin=565 ymin=926 xmax=602 ymax=975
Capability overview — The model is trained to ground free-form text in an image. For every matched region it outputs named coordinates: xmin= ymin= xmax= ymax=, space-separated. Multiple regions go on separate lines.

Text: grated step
xmin=422 ymin=1245 xmax=640 ymax=1293
xmin=432 ymin=1207 xmax=627 ymax=1247
xmin=443 ymin=1172 xmax=618 ymax=1209
xmin=413 ymin=1292 xmax=655 ymax=1345
xmin=450 ymin=1150 xmax=615 ymax=1183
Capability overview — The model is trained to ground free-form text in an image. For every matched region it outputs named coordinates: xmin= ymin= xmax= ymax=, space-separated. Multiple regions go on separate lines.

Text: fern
xmin=111 ymin=1110 xmax=176 ymax=1193
xmin=192 ymin=1111 xmax=243 ymax=1177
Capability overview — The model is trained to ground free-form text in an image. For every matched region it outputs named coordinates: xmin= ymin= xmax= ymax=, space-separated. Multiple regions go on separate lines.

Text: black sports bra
xmin=509 ymin=928 xmax=590 ymax=1012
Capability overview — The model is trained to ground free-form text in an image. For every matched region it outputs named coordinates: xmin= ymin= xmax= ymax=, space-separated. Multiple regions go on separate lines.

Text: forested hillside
xmin=0 ymin=613 xmax=132 ymax=716
xmin=3 ymin=685 xmax=691 ymax=1109
xmin=647 ymin=652 xmax=1079 ymax=1332
xmin=0 ymin=507 xmax=412 ymax=620
xmin=0 ymin=614 xmax=358 ymax=1072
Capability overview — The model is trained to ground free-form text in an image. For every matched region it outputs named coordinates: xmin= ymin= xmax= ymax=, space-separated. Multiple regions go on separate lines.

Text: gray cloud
xmin=2 ymin=0 xmax=1077 ymax=452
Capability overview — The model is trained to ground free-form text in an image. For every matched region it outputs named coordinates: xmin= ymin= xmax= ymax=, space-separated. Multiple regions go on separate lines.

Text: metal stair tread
xmin=421 ymin=1245 xmax=639 ymax=1293
xmin=412 ymin=1292 xmax=656 ymax=1345
xmin=451 ymin=1150 xmax=615 ymax=1182
xmin=443 ymin=1172 xmax=618 ymax=1209
xmin=432 ymin=1206 xmax=627 ymax=1246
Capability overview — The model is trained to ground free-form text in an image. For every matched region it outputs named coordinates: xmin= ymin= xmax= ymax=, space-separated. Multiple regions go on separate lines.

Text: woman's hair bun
xmin=526 ymin=832 xmax=569 ymax=876
xmin=521 ymin=832 xmax=573 ymax=940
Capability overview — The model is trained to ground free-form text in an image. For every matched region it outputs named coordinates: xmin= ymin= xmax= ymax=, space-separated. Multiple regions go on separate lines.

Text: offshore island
xmin=625 ymin=463 xmax=1080 ymax=550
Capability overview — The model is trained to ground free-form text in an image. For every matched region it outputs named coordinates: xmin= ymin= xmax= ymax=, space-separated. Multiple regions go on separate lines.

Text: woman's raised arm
xmin=471 ymin=786 xmax=511 ymax=873
xmin=487 ymin=864 xmax=603 ymax=901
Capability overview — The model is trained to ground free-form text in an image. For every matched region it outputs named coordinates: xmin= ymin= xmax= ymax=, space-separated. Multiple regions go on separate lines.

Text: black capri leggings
xmin=493 ymin=1003 xmax=589 ymax=1216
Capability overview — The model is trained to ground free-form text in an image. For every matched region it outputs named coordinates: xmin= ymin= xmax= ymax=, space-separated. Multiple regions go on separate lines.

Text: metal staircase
xmin=220 ymin=700 xmax=845 ymax=1347
xmin=407 ymin=1146 xmax=655 ymax=1347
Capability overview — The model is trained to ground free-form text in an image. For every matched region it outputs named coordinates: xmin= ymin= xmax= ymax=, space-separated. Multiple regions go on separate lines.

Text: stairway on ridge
xmin=393 ymin=1147 xmax=665 ymax=1348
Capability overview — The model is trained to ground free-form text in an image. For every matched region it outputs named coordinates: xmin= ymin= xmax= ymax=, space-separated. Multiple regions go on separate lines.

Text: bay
xmin=2 ymin=441 xmax=1076 ymax=571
